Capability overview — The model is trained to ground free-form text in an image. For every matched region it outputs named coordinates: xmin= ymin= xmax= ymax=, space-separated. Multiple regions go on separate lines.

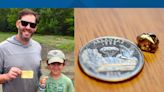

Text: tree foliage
xmin=0 ymin=8 xmax=74 ymax=36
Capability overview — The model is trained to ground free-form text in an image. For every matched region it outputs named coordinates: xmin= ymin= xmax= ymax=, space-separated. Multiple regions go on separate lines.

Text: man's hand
xmin=5 ymin=67 xmax=22 ymax=81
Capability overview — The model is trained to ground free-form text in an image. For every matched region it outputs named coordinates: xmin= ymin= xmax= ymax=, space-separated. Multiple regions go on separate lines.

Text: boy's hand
xmin=40 ymin=76 xmax=48 ymax=88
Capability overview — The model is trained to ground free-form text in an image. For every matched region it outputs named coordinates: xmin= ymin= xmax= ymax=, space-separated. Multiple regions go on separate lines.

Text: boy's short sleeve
xmin=67 ymin=79 xmax=74 ymax=92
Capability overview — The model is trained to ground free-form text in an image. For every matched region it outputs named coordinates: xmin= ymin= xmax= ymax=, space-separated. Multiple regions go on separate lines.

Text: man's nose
xmin=26 ymin=24 xmax=31 ymax=29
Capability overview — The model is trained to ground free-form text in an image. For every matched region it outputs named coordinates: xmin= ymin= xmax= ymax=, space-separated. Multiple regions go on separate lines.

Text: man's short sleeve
xmin=0 ymin=47 xmax=4 ymax=74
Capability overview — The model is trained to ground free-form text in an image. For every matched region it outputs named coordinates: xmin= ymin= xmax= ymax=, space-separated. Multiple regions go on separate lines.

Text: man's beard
xmin=18 ymin=27 xmax=34 ymax=42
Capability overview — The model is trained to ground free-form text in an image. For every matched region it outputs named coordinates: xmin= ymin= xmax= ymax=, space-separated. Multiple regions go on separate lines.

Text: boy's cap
xmin=47 ymin=50 xmax=66 ymax=64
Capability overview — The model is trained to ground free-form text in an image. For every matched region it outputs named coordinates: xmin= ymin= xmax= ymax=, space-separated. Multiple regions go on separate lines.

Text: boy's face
xmin=48 ymin=62 xmax=64 ymax=76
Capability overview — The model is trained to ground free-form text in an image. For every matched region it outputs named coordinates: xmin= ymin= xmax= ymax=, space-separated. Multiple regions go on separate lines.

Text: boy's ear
xmin=46 ymin=60 xmax=50 ymax=69
xmin=46 ymin=60 xmax=49 ymax=65
xmin=47 ymin=65 xmax=50 ymax=69
xmin=63 ymin=60 xmax=66 ymax=66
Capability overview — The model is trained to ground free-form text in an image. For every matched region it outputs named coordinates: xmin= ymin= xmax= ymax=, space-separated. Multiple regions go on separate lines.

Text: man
xmin=0 ymin=9 xmax=41 ymax=92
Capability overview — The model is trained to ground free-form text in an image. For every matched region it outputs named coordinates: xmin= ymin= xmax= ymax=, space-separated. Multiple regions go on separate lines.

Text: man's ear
xmin=33 ymin=26 xmax=38 ymax=32
xmin=35 ymin=26 xmax=38 ymax=30
xmin=16 ymin=20 xmax=20 ymax=28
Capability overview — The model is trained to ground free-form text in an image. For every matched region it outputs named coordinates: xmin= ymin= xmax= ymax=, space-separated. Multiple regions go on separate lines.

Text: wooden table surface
xmin=75 ymin=8 xmax=164 ymax=92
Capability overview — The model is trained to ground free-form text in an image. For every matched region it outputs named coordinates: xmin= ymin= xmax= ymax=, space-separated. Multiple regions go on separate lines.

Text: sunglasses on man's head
xmin=20 ymin=20 xmax=37 ymax=28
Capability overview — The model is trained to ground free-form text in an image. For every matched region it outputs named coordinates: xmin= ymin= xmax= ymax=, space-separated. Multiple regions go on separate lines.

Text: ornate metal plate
xmin=78 ymin=36 xmax=144 ymax=82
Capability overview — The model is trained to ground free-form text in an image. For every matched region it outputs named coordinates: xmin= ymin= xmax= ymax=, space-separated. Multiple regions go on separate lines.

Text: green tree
xmin=0 ymin=8 xmax=74 ymax=36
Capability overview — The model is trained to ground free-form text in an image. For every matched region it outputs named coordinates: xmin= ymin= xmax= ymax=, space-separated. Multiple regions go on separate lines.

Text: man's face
xmin=16 ymin=14 xmax=37 ymax=41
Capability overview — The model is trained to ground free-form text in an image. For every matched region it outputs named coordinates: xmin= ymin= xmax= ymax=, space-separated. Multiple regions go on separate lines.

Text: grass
xmin=0 ymin=32 xmax=74 ymax=52
xmin=33 ymin=34 xmax=74 ymax=52
xmin=0 ymin=32 xmax=15 ymax=41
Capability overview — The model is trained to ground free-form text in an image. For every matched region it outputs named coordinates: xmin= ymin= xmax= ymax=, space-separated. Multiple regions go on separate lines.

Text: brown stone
xmin=137 ymin=33 xmax=159 ymax=53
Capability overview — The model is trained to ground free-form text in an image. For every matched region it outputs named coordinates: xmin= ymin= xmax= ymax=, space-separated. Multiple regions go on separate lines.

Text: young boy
xmin=39 ymin=50 xmax=74 ymax=92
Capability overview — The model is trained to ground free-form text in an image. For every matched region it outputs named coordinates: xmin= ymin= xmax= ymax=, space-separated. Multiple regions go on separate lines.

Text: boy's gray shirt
xmin=0 ymin=36 xmax=41 ymax=92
